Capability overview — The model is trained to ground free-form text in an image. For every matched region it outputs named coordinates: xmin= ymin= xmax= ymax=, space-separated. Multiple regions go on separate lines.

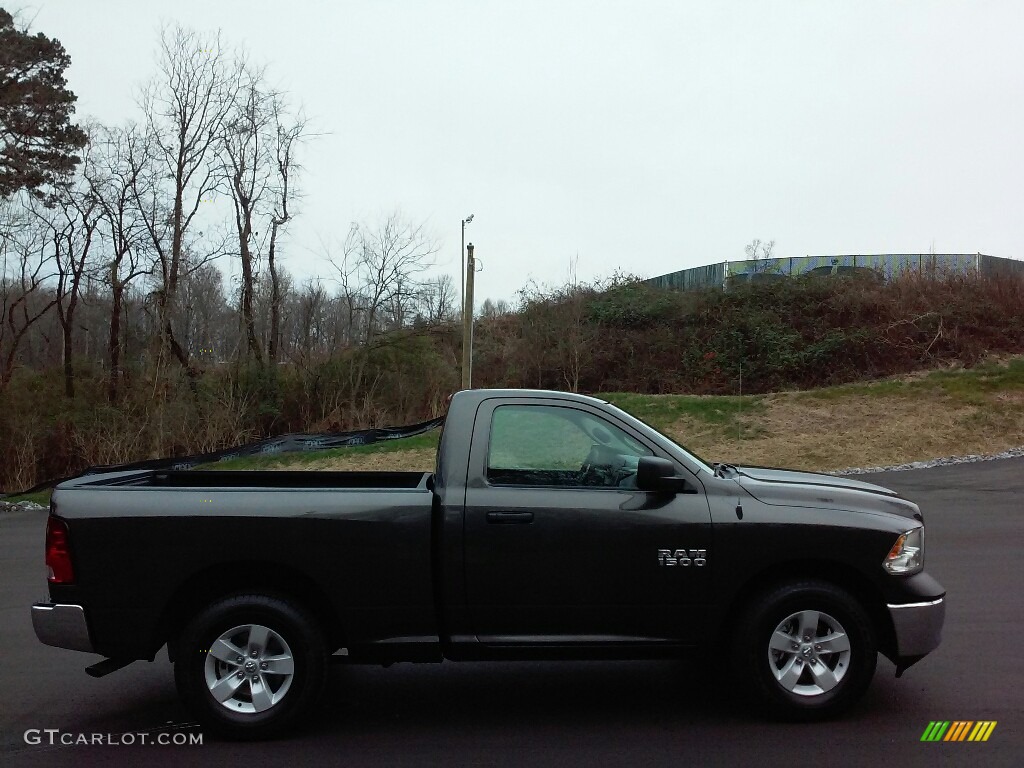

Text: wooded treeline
xmin=5 ymin=261 xmax=1024 ymax=491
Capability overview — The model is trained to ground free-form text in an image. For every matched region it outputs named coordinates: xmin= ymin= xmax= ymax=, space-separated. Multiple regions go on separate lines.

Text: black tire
xmin=174 ymin=594 xmax=328 ymax=739
xmin=733 ymin=580 xmax=877 ymax=721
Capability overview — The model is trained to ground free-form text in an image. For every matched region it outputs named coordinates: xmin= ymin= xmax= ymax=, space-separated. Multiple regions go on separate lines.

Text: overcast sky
xmin=24 ymin=0 xmax=1024 ymax=303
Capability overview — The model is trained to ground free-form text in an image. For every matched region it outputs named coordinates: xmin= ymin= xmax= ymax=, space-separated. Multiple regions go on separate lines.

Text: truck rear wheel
xmin=174 ymin=594 xmax=328 ymax=739
xmin=734 ymin=580 xmax=877 ymax=720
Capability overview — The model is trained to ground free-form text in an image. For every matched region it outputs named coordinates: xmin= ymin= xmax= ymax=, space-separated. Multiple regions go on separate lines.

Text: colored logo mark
xmin=921 ymin=721 xmax=997 ymax=742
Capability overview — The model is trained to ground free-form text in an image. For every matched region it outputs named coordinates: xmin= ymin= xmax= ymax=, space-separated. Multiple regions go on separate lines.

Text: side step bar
xmin=86 ymin=658 xmax=134 ymax=678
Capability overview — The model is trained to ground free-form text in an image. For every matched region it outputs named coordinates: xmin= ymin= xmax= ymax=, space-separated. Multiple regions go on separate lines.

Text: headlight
xmin=883 ymin=527 xmax=924 ymax=575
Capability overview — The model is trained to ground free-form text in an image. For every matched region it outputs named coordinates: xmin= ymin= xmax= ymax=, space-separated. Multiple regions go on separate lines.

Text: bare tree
xmin=332 ymin=212 xmax=438 ymax=345
xmin=556 ymin=258 xmax=595 ymax=392
xmin=219 ymin=69 xmax=271 ymax=365
xmin=84 ymin=123 xmax=152 ymax=402
xmin=744 ymin=238 xmax=777 ymax=274
xmin=37 ymin=174 xmax=101 ymax=397
xmin=292 ymin=278 xmax=328 ymax=361
xmin=0 ymin=195 xmax=57 ymax=390
xmin=384 ymin=272 xmax=417 ymax=331
xmin=324 ymin=227 xmax=364 ymax=348
xmin=265 ymin=101 xmax=307 ymax=364
xmin=178 ymin=261 xmax=229 ymax=363
xmin=419 ymin=274 xmax=458 ymax=324
xmin=253 ymin=265 xmax=292 ymax=357
xmin=478 ymin=297 xmax=511 ymax=319
xmin=215 ymin=58 xmax=309 ymax=368
xmin=133 ymin=25 xmax=241 ymax=381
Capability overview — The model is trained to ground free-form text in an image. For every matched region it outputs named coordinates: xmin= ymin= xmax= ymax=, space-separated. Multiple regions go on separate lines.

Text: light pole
xmin=461 ymin=214 xmax=474 ymax=319
xmin=461 ymin=242 xmax=476 ymax=389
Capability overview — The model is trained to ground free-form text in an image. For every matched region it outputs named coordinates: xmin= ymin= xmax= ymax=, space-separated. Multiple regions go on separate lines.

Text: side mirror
xmin=636 ymin=457 xmax=693 ymax=493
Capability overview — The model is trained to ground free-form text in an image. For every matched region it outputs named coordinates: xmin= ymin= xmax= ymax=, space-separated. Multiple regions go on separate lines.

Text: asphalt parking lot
xmin=1 ymin=458 xmax=1021 ymax=767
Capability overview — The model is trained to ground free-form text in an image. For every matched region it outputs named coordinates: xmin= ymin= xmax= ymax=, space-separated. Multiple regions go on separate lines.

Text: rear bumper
xmin=32 ymin=602 xmax=94 ymax=653
xmin=887 ymin=597 xmax=945 ymax=658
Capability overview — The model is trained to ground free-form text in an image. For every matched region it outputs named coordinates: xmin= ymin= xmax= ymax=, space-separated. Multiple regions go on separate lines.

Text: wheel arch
xmin=159 ymin=561 xmax=345 ymax=661
xmin=717 ymin=559 xmax=896 ymax=660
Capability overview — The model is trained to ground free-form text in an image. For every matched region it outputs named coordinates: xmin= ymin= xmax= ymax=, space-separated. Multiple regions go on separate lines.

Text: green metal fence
xmin=645 ymin=253 xmax=1022 ymax=291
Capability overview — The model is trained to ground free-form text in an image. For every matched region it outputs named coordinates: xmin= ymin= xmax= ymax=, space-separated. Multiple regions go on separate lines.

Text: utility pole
xmin=461 ymin=242 xmax=476 ymax=389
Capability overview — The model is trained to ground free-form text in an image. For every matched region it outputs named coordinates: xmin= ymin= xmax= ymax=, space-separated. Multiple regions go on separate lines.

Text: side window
xmin=486 ymin=405 xmax=653 ymax=488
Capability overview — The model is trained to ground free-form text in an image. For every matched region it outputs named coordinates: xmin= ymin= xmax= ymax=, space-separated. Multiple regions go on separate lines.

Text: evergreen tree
xmin=0 ymin=8 xmax=88 ymax=198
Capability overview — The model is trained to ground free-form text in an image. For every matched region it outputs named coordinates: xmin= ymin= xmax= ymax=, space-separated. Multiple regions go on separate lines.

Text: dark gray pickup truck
xmin=32 ymin=389 xmax=945 ymax=738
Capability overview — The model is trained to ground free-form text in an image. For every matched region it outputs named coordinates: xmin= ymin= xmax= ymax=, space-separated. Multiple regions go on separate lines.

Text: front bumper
xmin=32 ymin=602 xmax=94 ymax=653
xmin=888 ymin=597 xmax=945 ymax=658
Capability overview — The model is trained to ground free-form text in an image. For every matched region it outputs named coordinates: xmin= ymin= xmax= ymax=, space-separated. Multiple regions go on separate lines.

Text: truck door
xmin=463 ymin=397 xmax=712 ymax=645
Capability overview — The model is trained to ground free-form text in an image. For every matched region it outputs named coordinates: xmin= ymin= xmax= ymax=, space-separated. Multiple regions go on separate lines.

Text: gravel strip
xmin=0 ymin=500 xmax=46 ymax=513
xmin=830 ymin=446 xmax=1024 ymax=475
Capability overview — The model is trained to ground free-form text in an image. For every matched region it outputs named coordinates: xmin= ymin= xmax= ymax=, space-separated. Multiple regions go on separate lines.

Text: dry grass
xmin=263 ymin=447 xmax=437 ymax=472
xmin=666 ymin=391 xmax=1024 ymax=472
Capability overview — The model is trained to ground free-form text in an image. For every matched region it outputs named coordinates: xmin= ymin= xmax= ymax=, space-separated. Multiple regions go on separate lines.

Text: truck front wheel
xmin=735 ymin=580 xmax=878 ymax=720
xmin=174 ymin=594 xmax=328 ymax=739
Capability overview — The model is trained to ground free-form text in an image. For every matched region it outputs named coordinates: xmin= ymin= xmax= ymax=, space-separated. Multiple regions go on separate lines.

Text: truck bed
xmin=48 ymin=468 xmax=438 ymax=659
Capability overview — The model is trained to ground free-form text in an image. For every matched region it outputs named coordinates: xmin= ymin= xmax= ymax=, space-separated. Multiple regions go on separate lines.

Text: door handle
xmin=486 ymin=511 xmax=534 ymax=524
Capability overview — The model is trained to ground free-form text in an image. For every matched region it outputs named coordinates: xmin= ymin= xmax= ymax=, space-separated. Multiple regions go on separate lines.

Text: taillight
xmin=45 ymin=516 xmax=75 ymax=584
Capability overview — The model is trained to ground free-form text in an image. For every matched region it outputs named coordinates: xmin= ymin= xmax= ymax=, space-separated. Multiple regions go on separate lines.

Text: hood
xmin=734 ymin=465 xmax=923 ymax=522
